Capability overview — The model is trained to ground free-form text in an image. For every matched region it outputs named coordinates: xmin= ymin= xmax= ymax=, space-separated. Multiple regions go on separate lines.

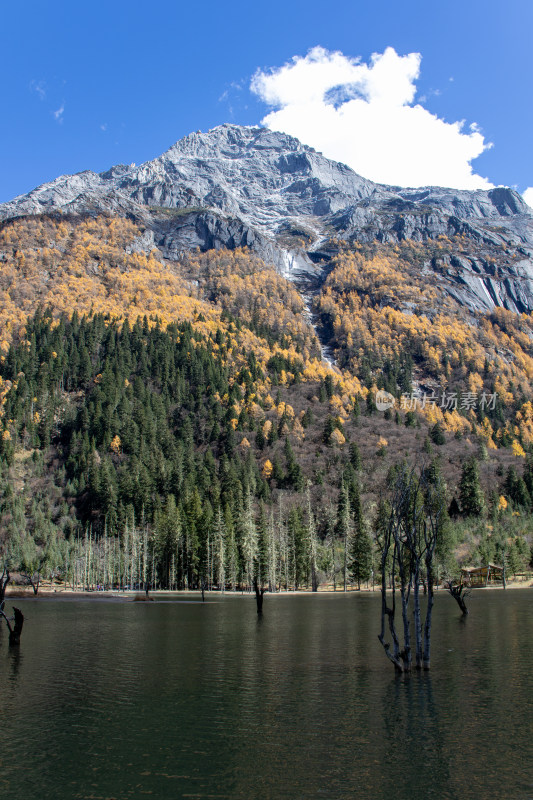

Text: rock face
xmin=2 ymin=124 xmax=533 ymax=312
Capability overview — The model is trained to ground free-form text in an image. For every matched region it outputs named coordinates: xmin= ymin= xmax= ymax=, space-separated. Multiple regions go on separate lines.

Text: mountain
xmin=1 ymin=125 xmax=533 ymax=591
xmin=2 ymin=123 xmax=533 ymax=313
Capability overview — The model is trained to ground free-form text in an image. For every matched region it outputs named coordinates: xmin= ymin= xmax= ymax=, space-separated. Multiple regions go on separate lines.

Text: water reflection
xmin=6 ymin=645 xmax=23 ymax=683
xmin=0 ymin=591 xmax=532 ymax=800
xmin=380 ymin=675 xmax=457 ymax=800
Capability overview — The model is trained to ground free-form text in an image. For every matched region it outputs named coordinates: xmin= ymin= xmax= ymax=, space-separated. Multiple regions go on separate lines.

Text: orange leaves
xmin=182 ymin=248 xmax=317 ymax=356
xmin=329 ymin=428 xmax=346 ymax=446
xmin=110 ymin=435 xmax=122 ymax=455
xmin=314 ymin=242 xmax=533 ymax=431
xmin=262 ymin=419 xmax=272 ymax=438
xmin=512 ymin=440 xmax=526 ymax=458
xmin=261 ymin=459 xmax=273 ymax=479
xmin=276 ymin=402 xmax=294 ymax=419
xmin=468 ymin=372 xmax=483 ymax=394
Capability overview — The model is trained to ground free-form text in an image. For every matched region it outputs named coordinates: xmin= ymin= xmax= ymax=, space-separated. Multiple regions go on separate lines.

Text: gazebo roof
xmin=461 ymin=563 xmax=503 ymax=574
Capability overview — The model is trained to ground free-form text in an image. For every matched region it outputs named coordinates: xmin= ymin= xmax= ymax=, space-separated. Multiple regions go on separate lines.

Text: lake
xmin=1 ymin=589 xmax=532 ymax=799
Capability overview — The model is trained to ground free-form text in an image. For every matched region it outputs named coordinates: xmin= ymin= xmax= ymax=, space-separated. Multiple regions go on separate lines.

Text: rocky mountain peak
xmin=1 ymin=124 xmax=532 ymax=313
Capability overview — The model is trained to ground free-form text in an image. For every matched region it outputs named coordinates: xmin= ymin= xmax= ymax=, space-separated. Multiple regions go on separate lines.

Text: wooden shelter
xmin=460 ymin=563 xmax=504 ymax=587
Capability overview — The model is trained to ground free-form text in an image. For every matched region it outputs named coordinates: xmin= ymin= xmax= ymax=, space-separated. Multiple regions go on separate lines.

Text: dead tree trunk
xmin=253 ymin=579 xmax=265 ymax=614
xmin=9 ymin=607 xmax=24 ymax=645
xmin=0 ymin=566 xmax=10 ymax=607
xmin=445 ymin=581 xmax=470 ymax=616
xmin=0 ymin=606 xmax=24 ymax=645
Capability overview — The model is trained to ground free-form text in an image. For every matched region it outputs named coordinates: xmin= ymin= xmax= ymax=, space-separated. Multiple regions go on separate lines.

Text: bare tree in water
xmin=253 ymin=578 xmax=265 ymax=614
xmin=377 ymin=463 xmax=447 ymax=673
xmin=0 ymin=565 xmax=24 ymax=645
xmin=445 ymin=581 xmax=470 ymax=616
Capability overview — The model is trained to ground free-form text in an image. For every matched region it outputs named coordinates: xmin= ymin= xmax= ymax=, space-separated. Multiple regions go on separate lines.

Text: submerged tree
xmin=377 ymin=462 xmax=447 ymax=672
xmin=253 ymin=577 xmax=265 ymax=614
xmin=445 ymin=581 xmax=470 ymax=616
xmin=0 ymin=564 xmax=23 ymax=645
xmin=0 ymin=606 xmax=24 ymax=645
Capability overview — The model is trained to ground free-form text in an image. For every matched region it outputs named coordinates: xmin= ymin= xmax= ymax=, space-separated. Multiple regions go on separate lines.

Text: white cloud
xmin=30 ymin=79 xmax=46 ymax=101
xmin=251 ymin=47 xmax=493 ymax=190
xmin=523 ymin=187 xmax=533 ymax=209
xmin=52 ymin=104 xmax=65 ymax=124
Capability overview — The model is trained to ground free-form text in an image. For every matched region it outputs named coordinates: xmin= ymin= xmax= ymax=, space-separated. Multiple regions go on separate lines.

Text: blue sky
xmin=1 ymin=0 xmax=532 ymax=202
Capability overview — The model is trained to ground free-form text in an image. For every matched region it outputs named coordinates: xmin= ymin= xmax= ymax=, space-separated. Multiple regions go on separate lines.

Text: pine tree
xmin=349 ymin=442 xmax=362 ymax=471
xmin=459 ymin=457 xmax=485 ymax=517
xmin=306 ymin=485 xmax=319 ymax=591
xmin=430 ymin=422 xmax=446 ymax=445
xmin=287 ymin=506 xmax=307 ymax=590
xmin=349 ymin=481 xmax=373 ymax=589
xmin=336 ymin=481 xmax=352 ymax=592
xmin=277 ymin=494 xmax=289 ymax=590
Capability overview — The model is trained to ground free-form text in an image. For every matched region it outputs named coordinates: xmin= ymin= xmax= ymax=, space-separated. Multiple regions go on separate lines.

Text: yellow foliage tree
xmin=262 ymin=459 xmax=273 ymax=479
xmin=110 ymin=435 xmax=121 ymax=455
xmin=511 ymin=440 xmax=526 ymax=458
xmin=330 ymin=428 xmax=346 ymax=446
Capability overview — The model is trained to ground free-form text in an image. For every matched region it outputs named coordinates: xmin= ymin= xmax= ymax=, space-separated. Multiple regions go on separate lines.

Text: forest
xmin=0 ymin=213 xmax=532 ymax=591
xmin=0 ymin=309 xmax=531 ymax=593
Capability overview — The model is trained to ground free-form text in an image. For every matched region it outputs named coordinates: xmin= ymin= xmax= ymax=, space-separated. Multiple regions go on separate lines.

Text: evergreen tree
xmin=287 ymin=506 xmax=307 ymax=590
xmin=336 ymin=481 xmax=352 ymax=592
xmin=430 ymin=422 xmax=446 ymax=446
xmin=349 ymin=480 xmax=373 ymax=589
xmin=459 ymin=457 xmax=485 ymax=517
xmin=305 ymin=485 xmax=319 ymax=591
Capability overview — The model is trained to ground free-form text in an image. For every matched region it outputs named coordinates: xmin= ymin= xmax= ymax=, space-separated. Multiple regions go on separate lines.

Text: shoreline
xmin=5 ymin=579 xmax=533 ymax=601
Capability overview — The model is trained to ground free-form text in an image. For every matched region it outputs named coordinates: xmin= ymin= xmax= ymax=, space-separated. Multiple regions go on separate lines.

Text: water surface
xmin=1 ymin=590 xmax=532 ymax=799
